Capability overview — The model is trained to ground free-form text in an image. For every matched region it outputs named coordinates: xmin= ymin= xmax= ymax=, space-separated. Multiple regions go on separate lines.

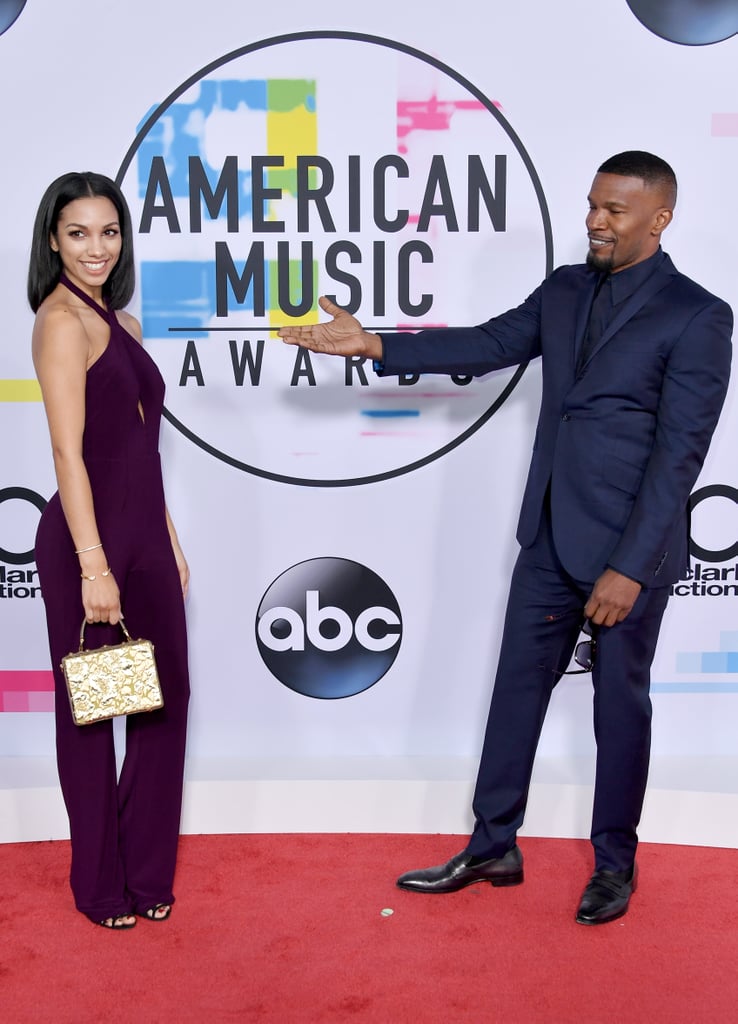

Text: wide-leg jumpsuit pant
xmin=36 ymin=454 xmax=190 ymax=922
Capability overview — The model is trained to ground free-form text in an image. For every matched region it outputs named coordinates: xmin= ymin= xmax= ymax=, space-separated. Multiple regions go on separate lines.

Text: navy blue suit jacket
xmin=378 ymin=253 xmax=733 ymax=586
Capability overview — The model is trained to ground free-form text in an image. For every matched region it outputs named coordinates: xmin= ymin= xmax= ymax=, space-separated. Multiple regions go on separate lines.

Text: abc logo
xmin=256 ymin=557 xmax=402 ymax=699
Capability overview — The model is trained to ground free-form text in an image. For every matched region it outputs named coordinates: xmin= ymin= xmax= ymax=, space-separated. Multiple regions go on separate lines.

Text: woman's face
xmin=50 ymin=195 xmax=122 ymax=296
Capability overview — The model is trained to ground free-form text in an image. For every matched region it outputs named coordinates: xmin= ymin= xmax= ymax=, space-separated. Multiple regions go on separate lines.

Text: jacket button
xmin=562 ymin=413 xmax=571 ymax=421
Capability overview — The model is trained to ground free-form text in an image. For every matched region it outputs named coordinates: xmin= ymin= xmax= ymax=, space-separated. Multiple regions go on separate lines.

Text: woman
xmin=30 ymin=172 xmax=190 ymax=929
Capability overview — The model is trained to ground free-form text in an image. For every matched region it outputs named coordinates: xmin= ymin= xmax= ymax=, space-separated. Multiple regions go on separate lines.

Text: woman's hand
xmin=81 ymin=570 xmax=122 ymax=625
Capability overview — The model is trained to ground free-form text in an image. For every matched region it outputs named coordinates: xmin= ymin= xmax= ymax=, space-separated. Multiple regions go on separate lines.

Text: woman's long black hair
xmin=27 ymin=171 xmax=135 ymax=312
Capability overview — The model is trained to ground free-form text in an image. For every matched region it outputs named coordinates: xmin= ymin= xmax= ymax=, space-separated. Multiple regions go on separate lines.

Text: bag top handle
xmin=77 ymin=617 xmax=132 ymax=652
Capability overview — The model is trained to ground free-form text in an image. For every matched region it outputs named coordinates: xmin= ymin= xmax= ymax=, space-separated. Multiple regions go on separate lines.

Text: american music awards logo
xmin=116 ymin=31 xmax=552 ymax=486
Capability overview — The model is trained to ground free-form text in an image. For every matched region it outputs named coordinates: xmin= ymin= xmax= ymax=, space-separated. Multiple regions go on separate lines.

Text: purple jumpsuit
xmin=35 ymin=274 xmax=190 ymax=922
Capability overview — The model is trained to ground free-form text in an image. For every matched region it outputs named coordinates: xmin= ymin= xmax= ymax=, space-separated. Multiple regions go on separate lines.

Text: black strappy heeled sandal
xmin=97 ymin=914 xmax=137 ymax=930
xmin=142 ymin=903 xmax=172 ymax=921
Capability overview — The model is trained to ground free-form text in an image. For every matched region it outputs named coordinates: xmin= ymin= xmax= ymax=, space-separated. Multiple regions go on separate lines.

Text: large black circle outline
xmin=117 ymin=30 xmax=554 ymax=488
xmin=0 ymin=486 xmax=47 ymax=565
xmin=688 ymin=484 xmax=738 ymax=562
xmin=254 ymin=555 xmax=403 ymax=699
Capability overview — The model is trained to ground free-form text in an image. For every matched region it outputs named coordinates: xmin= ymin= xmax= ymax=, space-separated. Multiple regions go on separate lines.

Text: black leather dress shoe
xmin=396 ymin=845 xmax=524 ymax=893
xmin=575 ymin=863 xmax=638 ymax=925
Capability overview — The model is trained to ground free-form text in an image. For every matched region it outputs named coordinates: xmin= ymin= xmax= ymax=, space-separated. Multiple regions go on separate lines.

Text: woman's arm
xmin=32 ymin=305 xmax=121 ymax=624
xmin=165 ymin=506 xmax=190 ymax=598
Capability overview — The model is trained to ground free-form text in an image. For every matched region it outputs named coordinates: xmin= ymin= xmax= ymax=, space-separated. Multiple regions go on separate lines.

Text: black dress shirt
xmin=578 ymin=248 xmax=666 ymax=372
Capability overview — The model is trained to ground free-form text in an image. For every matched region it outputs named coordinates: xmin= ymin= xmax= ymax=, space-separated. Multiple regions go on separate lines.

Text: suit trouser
xmin=466 ymin=506 xmax=670 ymax=873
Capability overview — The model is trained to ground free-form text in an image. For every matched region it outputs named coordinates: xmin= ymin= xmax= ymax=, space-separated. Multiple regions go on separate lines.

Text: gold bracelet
xmin=80 ymin=567 xmax=113 ymax=581
xmin=75 ymin=542 xmax=103 ymax=554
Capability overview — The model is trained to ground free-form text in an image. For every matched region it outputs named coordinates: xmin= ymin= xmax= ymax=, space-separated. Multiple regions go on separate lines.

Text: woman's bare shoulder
xmin=115 ymin=308 xmax=143 ymax=343
xmin=32 ymin=291 xmax=88 ymax=360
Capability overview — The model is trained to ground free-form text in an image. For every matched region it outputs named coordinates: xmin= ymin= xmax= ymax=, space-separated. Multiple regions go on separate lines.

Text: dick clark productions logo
xmin=117 ymin=31 xmax=552 ymax=487
xmin=256 ymin=558 xmax=402 ymax=698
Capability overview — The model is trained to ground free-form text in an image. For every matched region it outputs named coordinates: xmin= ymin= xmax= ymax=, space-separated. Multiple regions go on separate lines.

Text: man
xmin=279 ymin=152 xmax=732 ymax=924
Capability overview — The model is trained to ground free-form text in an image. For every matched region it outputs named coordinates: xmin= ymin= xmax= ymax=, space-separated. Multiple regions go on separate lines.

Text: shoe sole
xmin=491 ymin=870 xmax=524 ymax=888
xmin=575 ymin=904 xmax=629 ymax=926
xmin=397 ymin=870 xmax=524 ymax=893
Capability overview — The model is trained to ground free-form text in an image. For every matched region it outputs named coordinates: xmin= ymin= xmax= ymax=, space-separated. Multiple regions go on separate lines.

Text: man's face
xmin=585 ymin=172 xmax=672 ymax=273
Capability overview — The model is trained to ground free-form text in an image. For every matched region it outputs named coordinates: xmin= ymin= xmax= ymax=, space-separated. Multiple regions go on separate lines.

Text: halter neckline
xmin=59 ymin=273 xmax=113 ymax=322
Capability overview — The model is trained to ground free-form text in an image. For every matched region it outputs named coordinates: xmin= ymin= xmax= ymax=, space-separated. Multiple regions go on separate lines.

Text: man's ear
xmin=652 ymin=208 xmax=673 ymax=237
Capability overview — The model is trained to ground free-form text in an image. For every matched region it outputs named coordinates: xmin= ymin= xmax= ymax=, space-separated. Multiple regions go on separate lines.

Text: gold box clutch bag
xmin=61 ymin=618 xmax=163 ymax=726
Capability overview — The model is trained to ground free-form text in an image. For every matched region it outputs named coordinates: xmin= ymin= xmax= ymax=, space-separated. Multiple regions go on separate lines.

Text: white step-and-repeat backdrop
xmin=1 ymin=1 xmax=736 ymax=844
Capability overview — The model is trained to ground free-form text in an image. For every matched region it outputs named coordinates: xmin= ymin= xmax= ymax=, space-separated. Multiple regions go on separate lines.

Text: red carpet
xmin=2 ymin=834 xmax=736 ymax=1022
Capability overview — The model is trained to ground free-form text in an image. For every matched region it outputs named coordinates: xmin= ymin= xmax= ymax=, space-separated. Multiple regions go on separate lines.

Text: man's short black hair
xmin=597 ymin=151 xmax=677 ymax=208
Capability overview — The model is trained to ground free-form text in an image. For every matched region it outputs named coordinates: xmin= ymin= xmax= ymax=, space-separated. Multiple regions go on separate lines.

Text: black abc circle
xmin=626 ymin=0 xmax=738 ymax=45
xmin=0 ymin=487 xmax=47 ymax=565
xmin=255 ymin=557 xmax=403 ymax=699
xmin=0 ymin=1 xmax=27 ymax=37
